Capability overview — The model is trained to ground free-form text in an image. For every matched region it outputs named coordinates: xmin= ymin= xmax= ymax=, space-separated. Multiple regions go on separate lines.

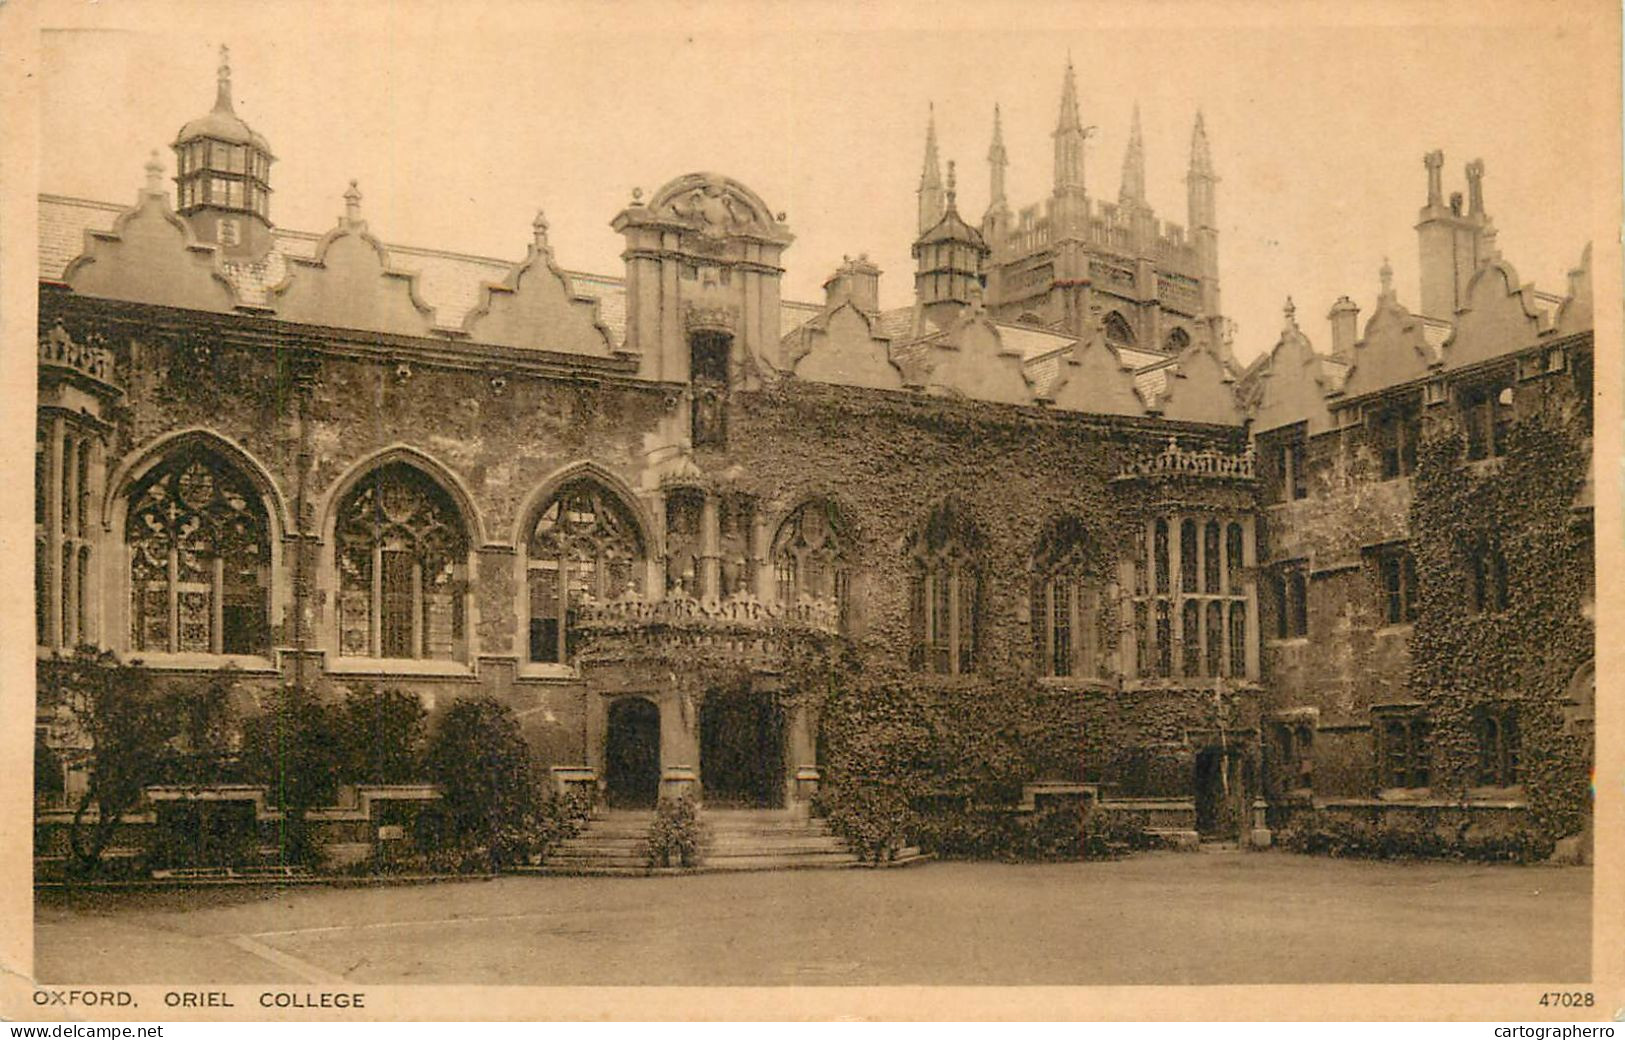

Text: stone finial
xmin=532 ymin=209 xmax=550 ymax=250
xmin=144 ymin=150 xmax=164 ymax=195
xmin=1283 ymin=296 xmax=1296 ymax=327
xmin=1465 ymin=157 xmax=1486 ymax=217
xmin=1379 ymin=257 xmax=1395 ymax=299
xmin=631 ymin=186 xmax=643 ymax=204
xmin=343 ymin=179 xmax=362 ymax=225
xmin=946 ymin=159 xmax=957 ymax=208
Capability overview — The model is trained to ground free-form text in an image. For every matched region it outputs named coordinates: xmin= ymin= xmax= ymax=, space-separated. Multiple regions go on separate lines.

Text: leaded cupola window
xmin=172 ymin=46 xmax=275 ymax=256
xmin=526 ymin=479 xmax=645 ymax=664
xmin=335 ymin=463 xmax=468 ymax=660
xmin=127 ymin=449 xmax=270 ymax=655
xmin=772 ymin=499 xmax=850 ymax=625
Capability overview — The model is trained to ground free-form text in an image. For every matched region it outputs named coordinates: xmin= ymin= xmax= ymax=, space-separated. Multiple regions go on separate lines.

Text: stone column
xmin=83 ymin=437 xmax=105 ymax=647
xmin=785 ymin=699 xmax=820 ymax=812
xmin=45 ymin=415 xmax=65 ymax=651
xmin=659 ymin=687 xmax=701 ymax=802
xmin=752 ymin=511 xmax=773 ymax=602
xmin=1243 ymin=516 xmax=1260 ymax=680
xmin=1168 ymin=515 xmax=1183 ymax=679
xmin=647 ymin=491 xmax=667 ymax=600
xmin=699 ymin=492 xmax=721 ymax=602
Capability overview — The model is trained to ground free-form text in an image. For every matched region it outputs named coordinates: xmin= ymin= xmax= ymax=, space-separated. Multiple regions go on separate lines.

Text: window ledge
xmin=122 ymin=652 xmax=279 ymax=674
xmin=1036 ymin=676 xmax=1115 ymax=692
xmin=1266 ymin=637 xmax=1311 ymax=647
xmin=327 ymin=657 xmax=474 ymax=678
xmin=1374 ymin=623 xmax=1414 ymax=638
xmin=517 ymin=663 xmax=580 ymax=682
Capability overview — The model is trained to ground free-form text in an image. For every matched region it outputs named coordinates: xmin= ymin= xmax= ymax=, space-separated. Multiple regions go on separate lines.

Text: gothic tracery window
xmin=909 ymin=501 xmax=982 ymax=675
xmin=127 ymin=449 xmax=270 ymax=655
xmin=336 ymin=463 xmax=468 ymax=660
xmin=1032 ymin=516 xmax=1106 ymax=679
xmin=772 ymin=498 xmax=850 ymax=625
xmin=526 ymin=479 xmax=645 ymax=664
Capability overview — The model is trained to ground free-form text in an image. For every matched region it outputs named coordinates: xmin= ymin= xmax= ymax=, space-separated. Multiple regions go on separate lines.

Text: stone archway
xmin=700 ymin=685 xmax=786 ymax=808
xmin=605 ymin=697 xmax=661 ymax=809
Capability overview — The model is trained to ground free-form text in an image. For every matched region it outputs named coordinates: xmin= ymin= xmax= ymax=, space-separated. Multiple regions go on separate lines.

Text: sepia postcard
xmin=0 ymin=0 xmax=1620 ymax=1022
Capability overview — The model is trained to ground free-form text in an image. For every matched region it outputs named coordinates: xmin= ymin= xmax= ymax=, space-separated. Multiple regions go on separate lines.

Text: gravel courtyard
xmin=35 ymin=852 xmax=1590 ymax=986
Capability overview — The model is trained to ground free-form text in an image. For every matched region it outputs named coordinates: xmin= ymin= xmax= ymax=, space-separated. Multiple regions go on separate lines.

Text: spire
xmin=917 ymin=103 xmax=945 ymax=233
xmin=1052 ymin=59 xmax=1091 ymax=197
xmin=1188 ymin=109 xmax=1214 ymax=177
xmin=987 ymin=103 xmax=1008 ymax=209
xmin=214 ymin=44 xmax=234 ymax=114
xmin=1056 ymin=55 xmax=1082 ymax=134
xmin=1120 ymin=102 xmax=1146 ymax=206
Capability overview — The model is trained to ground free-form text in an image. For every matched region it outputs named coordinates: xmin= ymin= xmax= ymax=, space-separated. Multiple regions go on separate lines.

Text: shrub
xmin=337 ymin=684 xmax=426 ymax=784
xmin=643 ymin=796 xmax=706 ymax=868
xmin=1279 ymin=809 xmax=1556 ymax=863
xmin=424 ymin=697 xmax=538 ymax=870
xmin=814 ymin=784 xmax=913 ymax=863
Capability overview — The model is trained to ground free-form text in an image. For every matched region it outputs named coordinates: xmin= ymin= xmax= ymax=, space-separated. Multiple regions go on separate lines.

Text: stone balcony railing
xmin=39 ymin=322 xmax=116 ymax=386
xmin=1114 ymin=436 xmax=1255 ymax=483
xmin=574 ymin=590 xmax=841 ymax=669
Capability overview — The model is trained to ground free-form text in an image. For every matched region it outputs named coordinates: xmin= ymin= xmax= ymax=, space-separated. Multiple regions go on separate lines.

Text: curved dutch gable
xmin=1339 ymin=294 xmax=1438 ymax=400
xmin=785 ymin=301 xmax=905 ymax=390
xmin=461 ymin=217 xmax=617 ymax=355
xmin=1156 ymin=337 xmax=1243 ymax=425
xmin=921 ymin=312 xmax=1031 ymax=405
xmin=269 ymin=194 xmax=438 ymax=337
xmin=1047 ymin=336 xmax=1146 ymax=418
xmin=1443 ymin=259 xmax=1549 ymax=369
xmin=63 ymin=189 xmax=239 ymax=313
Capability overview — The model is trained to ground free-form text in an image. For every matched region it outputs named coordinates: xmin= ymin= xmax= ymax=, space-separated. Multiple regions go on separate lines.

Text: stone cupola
xmin=172 ymin=45 xmax=275 ymax=258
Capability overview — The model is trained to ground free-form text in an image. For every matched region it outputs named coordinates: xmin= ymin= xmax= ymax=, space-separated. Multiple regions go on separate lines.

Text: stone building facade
xmin=34 ymin=54 xmax=1593 ymax=858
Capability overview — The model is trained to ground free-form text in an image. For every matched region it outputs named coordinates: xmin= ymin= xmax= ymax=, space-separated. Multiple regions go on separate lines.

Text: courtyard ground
xmin=34 ymin=852 xmax=1590 ymax=986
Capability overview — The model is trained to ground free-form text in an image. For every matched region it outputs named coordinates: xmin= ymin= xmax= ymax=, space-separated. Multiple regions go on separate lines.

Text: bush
xmin=911 ymin=800 xmax=1152 ymax=861
xmin=643 ymin=796 xmax=706 ymax=868
xmin=814 ymin=785 xmax=913 ymax=863
xmin=530 ymin=787 xmax=595 ymax=863
xmin=337 ymin=684 xmax=426 ymax=784
xmin=1278 ymin=809 xmax=1556 ymax=863
xmin=424 ymin=697 xmax=539 ymax=870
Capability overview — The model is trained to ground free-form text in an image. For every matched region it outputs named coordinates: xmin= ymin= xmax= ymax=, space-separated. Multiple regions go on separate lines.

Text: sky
xmin=31 ymin=0 xmax=1614 ymax=364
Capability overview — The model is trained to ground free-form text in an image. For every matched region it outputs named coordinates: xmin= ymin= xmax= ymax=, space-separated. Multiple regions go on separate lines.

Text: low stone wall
xmin=34 ymin=783 xmax=442 ymax=878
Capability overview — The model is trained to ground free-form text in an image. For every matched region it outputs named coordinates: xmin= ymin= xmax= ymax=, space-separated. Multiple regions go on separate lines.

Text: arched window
xmin=1104 ymin=311 xmax=1136 ymax=348
xmin=909 ymin=501 xmax=982 ymax=675
xmin=526 ymin=479 xmax=645 ymax=664
xmin=772 ymin=499 xmax=851 ymax=625
xmin=127 ymin=449 xmax=271 ymax=655
xmin=336 ymin=463 xmax=468 ymax=660
xmin=1164 ymin=327 xmax=1191 ymax=354
xmin=1032 ymin=516 xmax=1107 ymax=679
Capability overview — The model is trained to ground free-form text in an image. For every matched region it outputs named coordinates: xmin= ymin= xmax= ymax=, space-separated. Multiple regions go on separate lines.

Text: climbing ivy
xmin=1408 ymin=395 xmax=1591 ymax=839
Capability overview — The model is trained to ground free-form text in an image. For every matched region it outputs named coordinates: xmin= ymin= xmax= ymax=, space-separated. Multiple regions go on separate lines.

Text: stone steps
xmin=534 ymin=809 xmax=873 ymax=875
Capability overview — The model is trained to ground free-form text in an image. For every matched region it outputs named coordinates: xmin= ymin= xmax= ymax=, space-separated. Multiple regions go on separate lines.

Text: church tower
xmin=172 ymin=46 xmax=275 ymax=259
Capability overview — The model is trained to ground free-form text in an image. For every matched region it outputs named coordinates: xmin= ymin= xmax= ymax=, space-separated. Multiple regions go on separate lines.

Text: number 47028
xmin=1539 ymin=992 xmax=1594 ymax=1007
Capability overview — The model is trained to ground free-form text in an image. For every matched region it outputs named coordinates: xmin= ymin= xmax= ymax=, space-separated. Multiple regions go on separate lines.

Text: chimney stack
xmin=1328 ymin=296 xmax=1360 ymax=359
xmin=823 ymin=255 xmax=882 ymax=315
